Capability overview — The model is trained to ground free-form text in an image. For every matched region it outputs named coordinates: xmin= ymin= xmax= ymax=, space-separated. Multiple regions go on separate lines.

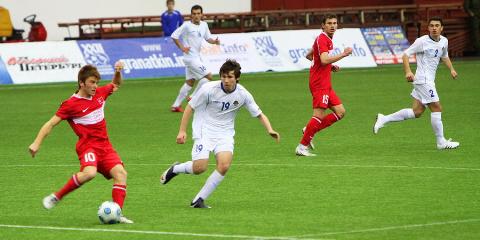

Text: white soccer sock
xmin=192 ymin=170 xmax=224 ymax=202
xmin=172 ymin=83 xmax=192 ymax=107
xmin=191 ymin=78 xmax=209 ymax=97
xmin=431 ymin=112 xmax=446 ymax=144
xmin=384 ymin=108 xmax=415 ymax=123
xmin=172 ymin=161 xmax=193 ymax=174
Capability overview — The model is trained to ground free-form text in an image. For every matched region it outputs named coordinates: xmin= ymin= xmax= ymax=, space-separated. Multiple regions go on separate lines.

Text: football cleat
xmin=302 ymin=127 xmax=315 ymax=150
xmin=160 ymin=162 xmax=180 ymax=184
xmin=437 ymin=138 xmax=460 ymax=150
xmin=373 ymin=113 xmax=386 ymax=134
xmin=190 ymin=198 xmax=211 ymax=209
xmin=42 ymin=193 xmax=59 ymax=210
xmin=171 ymin=106 xmax=184 ymax=113
xmin=295 ymin=144 xmax=316 ymax=157
xmin=119 ymin=215 xmax=134 ymax=224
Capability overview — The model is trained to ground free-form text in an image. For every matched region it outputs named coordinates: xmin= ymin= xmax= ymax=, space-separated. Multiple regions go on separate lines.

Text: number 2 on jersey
xmin=434 ymin=49 xmax=438 ymax=57
xmin=221 ymin=102 xmax=230 ymax=111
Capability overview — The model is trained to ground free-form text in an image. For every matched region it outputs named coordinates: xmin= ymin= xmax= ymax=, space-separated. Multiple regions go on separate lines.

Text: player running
xmin=170 ymin=4 xmax=220 ymax=112
xmin=295 ymin=13 xmax=353 ymax=156
xmin=160 ymin=59 xmax=280 ymax=208
xmin=28 ymin=62 xmax=133 ymax=223
xmin=373 ymin=17 xmax=460 ymax=150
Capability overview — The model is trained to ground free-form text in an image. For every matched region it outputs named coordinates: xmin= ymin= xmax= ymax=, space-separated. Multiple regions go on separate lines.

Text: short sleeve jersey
xmin=56 ymin=84 xmax=114 ymax=149
xmin=171 ymin=21 xmax=212 ymax=60
xmin=188 ymin=81 xmax=262 ymax=139
xmin=403 ymin=35 xmax=448 ymax=84
xmin=161 ymin=10 xmax=184 ymax=37
xmin=310 ymin=32 xmax=334 ymax=90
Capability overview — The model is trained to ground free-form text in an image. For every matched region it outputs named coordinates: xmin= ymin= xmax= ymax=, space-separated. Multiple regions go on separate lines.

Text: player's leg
xmin=171 ymin=78 xmax=194 ymax=112
xmin=160 ymin=139 xmax=210 ymax=184
xmin=191 ymin=151 xmax=232 ymax=208
xmin=189 ymin=60 xmax=211 ymax=98
xmin=428 ymin=101 xmax=459 ymax=149
xmin=43 ymin=165 xmax=97 ymax=209
xmin=109 ymin=164 xmax=133 ymax=224
xmin=373 ymin=96 xmax=422 ymax=134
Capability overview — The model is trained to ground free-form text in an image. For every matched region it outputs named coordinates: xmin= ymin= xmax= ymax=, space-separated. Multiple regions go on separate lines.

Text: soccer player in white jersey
xmin=160 ymin=60 xmax=280 ymax=208
xmin=170 ymin=4 xmax=220 ymax=112
xmin=373 ymin=17 xmax=460 ymax=149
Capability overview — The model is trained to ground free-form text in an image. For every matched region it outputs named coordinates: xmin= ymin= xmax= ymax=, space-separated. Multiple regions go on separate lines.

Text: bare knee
xmin=186 ymin=79 xmax=195 ymax=87
xmin=335 ymin=109 xmax=345 ymax=119
xmin=216 ymin=162 xmax=231 ymax=175
xmin=79 ymin=168 xmax=97 ymax=182
xmin=113 ymin=168 xmax=128 ymax=183
xmin=192 ymin=161 xmax=208 ymax=175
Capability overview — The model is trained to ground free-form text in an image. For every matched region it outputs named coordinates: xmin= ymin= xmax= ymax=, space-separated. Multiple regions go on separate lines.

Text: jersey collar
xmin=428 ymin=35 xmax=440 ymax=42
xmin=72 ymin=93 xmax=93 ymax=100
xmin=321 ymin=32 xmax=333 ymax=41
xmin=221 ymin=82 xmax=236 ymax=94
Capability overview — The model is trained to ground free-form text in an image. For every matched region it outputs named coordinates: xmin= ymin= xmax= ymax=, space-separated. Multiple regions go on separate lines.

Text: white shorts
xmin=411 ymin=83 xmax=440 ymax=105
xmin=184 ymin=58 xmax=209 ymax=80
xmin=191 ymin=137 xmax=234 ymax=161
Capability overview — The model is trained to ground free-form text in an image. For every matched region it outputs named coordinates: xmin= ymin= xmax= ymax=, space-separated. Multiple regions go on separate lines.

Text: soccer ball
xmin=97 ymin=201 xmax=121 ymax=224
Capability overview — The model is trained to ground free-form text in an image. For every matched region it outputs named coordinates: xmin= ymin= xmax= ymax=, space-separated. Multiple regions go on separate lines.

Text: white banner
xmin=0 ymin=41 xmax=86 ymax=84
xmin=201 ymin=29 xmax=377 ymax=74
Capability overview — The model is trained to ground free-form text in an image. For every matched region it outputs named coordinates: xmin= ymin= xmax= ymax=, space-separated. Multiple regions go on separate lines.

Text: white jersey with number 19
xmin=188 ymin=81 xmax=262 ymax=139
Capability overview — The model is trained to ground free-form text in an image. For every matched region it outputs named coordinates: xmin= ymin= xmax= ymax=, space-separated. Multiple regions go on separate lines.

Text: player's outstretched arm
xmin=176 ymin=104 xmax=194 ymax=144
xmin=257 ymin=113 xmax=280 ymax=143
xmin=441 ymin=57 xmax=458 ymax=79
xmin=172 ymin=38 xmax=190 ymax=53
xmin=320 ymin=47 xmax=352 ymax=65
xmin=207 ymin=37 xmax=220 ymax=45
xmin=402 ymin=54 xmax=415 ymax=82
xmin=112 ymin=61 xmax=124 ymax=90
xmin=28 ymin=115 xmax=62 ymax=158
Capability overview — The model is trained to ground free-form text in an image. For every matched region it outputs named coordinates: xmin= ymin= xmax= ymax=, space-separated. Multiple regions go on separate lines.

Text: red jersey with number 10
xmin=310 ymin=32 xmax=333 ymax=90
xmin=55 ymin=84 xmax=114 ymax=152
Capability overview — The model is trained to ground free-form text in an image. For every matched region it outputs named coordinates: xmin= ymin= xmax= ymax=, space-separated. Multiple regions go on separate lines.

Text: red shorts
xmin=311 ymin=88 xmax=342 ymax=109
xmin=78 ymin=143 xmax=123 ymax=179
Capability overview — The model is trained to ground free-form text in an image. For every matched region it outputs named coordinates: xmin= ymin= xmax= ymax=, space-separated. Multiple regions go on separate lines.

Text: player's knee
xmin=336 ymin=111 xmax=345 ymax=119
xmin=216 ymin=163 xmax=231 ymax=175
xmin=81 ymin=169 xmax=97 ymax=181
xmin=413 ymin=109 xmax=423 ymax=118
xmin=192 ymin=162 xmax=208 ymax=174
xmin=114 ymin=168 xmax=128 ymax=182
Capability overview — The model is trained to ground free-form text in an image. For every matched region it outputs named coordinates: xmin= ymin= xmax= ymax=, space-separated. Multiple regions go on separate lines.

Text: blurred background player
xmin=160 ymin=60 xmax=280 ymax=208
xmin=295 ymin=14 xmax=352 ymax=157
xmin=161 ymin=0 xmax=183 ymax=37
xmin=373 ymin=17 xmax=459 ymax=150
xmin=170 ymin=4 xmax=220 ymax=112
xmin=28 ymin=62 xmax=133 ymax=223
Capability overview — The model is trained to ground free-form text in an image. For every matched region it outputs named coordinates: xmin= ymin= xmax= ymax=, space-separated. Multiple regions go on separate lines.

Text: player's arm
xmin=111 ymin=61 xmax=124 ymax=91
xmin=257 ymin=113 xmax=280 ymax=142
xmin=28 ymin=115 xmax=63 ymax=158
xmin=320 ymin=48 xmax=352 ymax=65
xmin=305 ymin=49 xmax=313 ymax=61
xmin=206 ymin=37 xmax=220 ymax=45
xmin=441 ymin=57 xmax=458 ymax=79
xmin=402 ymin=54 xmax=415 ymax=82
xmin=172 ymin=38 xmax=190 ymax=53
xmin=176 ymin=104 xmax=193 ymax=144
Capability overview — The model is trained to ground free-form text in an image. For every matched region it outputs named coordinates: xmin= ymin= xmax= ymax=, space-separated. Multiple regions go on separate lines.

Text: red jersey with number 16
xmin=55 ymin=84 xmax=114 ymax=152
xmin=310 ymin=32 xmax=333 ymax=91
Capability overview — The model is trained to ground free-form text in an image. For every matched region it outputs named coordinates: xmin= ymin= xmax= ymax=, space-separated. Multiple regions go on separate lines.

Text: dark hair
xmin=166 ymin=0 xmax=174 ymax=4
xmin=219 ymin=59 xmax=241 ymax=79
xmin=428 ymin=16 xmax=443 ymax=26
xmin=77 ymin=65 xmax=100 ymax=91
xmin=322 ymin=13 xmax=337 ymax=24
xmin=191 ymin=5 xmax=203 ymax=14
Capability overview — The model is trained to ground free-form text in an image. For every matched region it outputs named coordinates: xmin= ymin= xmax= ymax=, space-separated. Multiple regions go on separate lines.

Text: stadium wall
xmin=2 ymin=0 xmax=251 ymax=41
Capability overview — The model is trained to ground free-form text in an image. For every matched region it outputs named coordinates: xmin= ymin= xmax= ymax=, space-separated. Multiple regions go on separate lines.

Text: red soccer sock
xmin=317 ymin=113 xmax=340 ymax=131
xmin=55 ymin=174 xmax=82 ymax=200
xmin=300 ymin=116 xmax=323 ymax=146
xmin=112 ymin=184 xmax=127 ymax=209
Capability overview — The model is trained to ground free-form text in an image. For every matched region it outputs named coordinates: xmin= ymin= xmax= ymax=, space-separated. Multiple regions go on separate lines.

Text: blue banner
xmin=361 ymin=26 xmax=411 ymax=64
xmin=0 ymin=55 xmax=13 ymax=84
xmin=76 ymin=37 xmax=185 ymax=79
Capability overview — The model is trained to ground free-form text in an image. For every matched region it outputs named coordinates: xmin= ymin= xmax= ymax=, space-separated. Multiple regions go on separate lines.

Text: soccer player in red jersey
xmin=28 ymin=62 xmax=133 ymax=223
xmin=295 ymin=14 xmax=353 ymax=156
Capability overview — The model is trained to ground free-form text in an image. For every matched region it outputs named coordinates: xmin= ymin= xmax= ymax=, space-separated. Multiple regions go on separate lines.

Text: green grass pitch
xmin=0 ymin=61 xmax=479 ymax=240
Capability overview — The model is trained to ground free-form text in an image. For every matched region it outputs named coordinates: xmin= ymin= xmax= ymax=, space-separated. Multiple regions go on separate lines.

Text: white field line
xmin=2 ymin=163 xmax=480 ymax=172
xmin=0 ymin=224 xmax=330 ymax=240
xmin=294 ymin=218 xmax=480 ymax=238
